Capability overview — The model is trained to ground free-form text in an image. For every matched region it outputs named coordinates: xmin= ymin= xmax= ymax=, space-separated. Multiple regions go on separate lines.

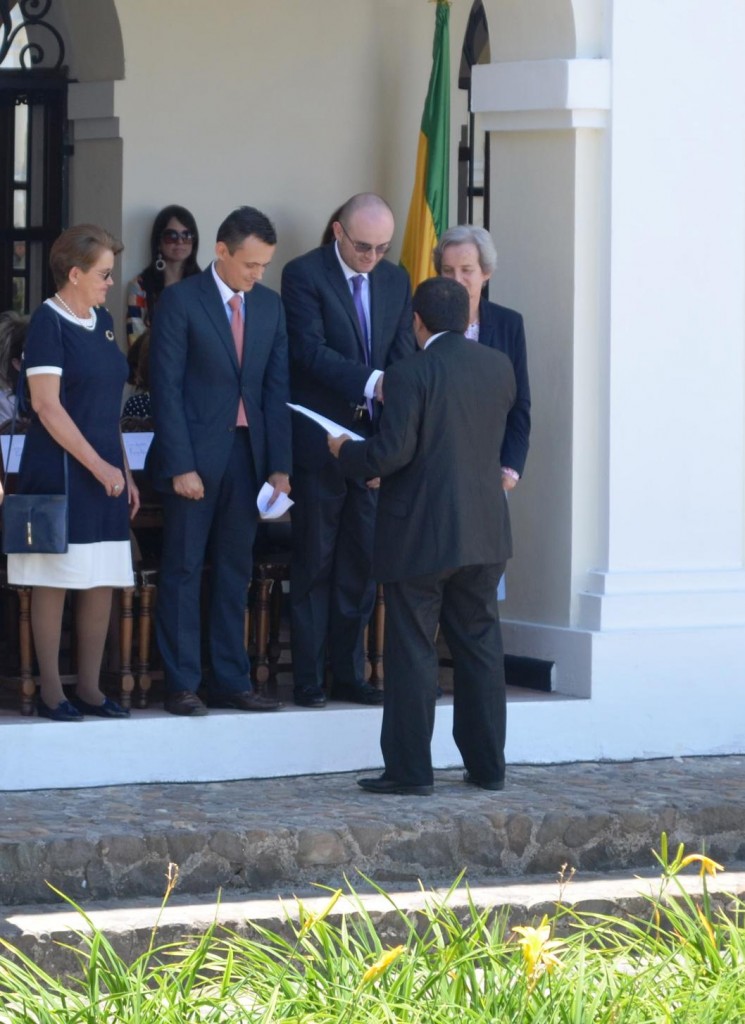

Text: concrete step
xmin=3 ymin=866 xmax=744 ymax=979
xmin=0 ymin=756 xmax=743 ymax=907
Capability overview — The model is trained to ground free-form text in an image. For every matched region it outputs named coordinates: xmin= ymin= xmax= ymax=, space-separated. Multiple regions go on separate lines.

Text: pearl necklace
xmin=54 ymin=293 xmax=95 ymax=328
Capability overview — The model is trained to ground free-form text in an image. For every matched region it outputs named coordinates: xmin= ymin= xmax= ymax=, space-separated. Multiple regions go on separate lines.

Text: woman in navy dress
xmin=7 ymin=225 xmax=140 ymax=721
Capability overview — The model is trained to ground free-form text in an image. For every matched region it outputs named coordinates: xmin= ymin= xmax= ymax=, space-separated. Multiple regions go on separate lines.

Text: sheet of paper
xmin=1 ymin=434 xmax=154 ymax=474
xmin=256 ymin=480 xmax=294 ymax=520
xmin=0 ymin=435 xmax=24 ymax=473
xmin=122 ymin=432 xmax=154 ymax=471
xmin=287 ymin=403 xmax=364 ymax=442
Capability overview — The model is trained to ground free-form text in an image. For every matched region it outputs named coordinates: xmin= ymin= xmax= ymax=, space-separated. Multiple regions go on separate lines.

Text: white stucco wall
xmin=107 ymin=0 xmax=472 ymax=295
xmin=475 ymin=0 xmax=745 ymax=759
xmin=39 ymin=0 xmax=744 ymax=775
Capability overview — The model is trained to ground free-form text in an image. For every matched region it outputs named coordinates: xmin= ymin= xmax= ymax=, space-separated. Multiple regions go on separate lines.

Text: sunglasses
xmin=339 ymin=222 xmax=391 ymax=256
xmin=161 ymin=229 xmax=194 ymax=244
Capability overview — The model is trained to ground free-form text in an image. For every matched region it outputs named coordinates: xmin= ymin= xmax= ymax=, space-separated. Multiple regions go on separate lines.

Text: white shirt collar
xmin=423 ymin=331 xmax=447 ymax=350
xmin=334 ymin=241 xmax=368 ymax=283
xmin=211 ymin=261 xmax=242 ymax=306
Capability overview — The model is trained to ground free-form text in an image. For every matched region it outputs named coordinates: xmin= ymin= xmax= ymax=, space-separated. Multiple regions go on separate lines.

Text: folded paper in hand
xmin=256 ymin=481 xmax=294 ymax=520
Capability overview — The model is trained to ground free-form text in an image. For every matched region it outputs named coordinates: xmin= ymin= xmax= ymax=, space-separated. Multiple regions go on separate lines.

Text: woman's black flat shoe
xmin=37 ymin=698 xmax=84 ymax=722
xmin=71 ymin=695 xmax=130 ymax=718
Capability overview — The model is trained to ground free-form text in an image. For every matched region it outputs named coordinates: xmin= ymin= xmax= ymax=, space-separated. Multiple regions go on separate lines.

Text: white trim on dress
xmin=7 ymin=541 xmax=134 ymax=589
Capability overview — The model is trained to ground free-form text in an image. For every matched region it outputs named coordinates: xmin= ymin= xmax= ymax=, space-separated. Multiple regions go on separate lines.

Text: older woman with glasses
xmin=434 ymin=225 xmax=531 ymax=488
xmin=7 ymin=224 xmax=140 ymax=721
xmin=125 ymin=204 xmax=201 ymax=345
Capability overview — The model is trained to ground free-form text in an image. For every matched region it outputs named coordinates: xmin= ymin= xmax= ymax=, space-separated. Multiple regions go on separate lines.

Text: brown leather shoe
xmin=164 ymin=691 xmax=208 ymax=717
xmin=205 ymin=690 xmax=283 ymax=712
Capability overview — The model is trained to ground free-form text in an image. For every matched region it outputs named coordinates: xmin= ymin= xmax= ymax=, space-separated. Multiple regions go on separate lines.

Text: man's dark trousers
xmin=156 ymin=429 xmax=258 ymax=693
xmin=382 ymin=563 xmax=507 ymax=787
xmin=290 ymin=457 xmax=377 ymax=690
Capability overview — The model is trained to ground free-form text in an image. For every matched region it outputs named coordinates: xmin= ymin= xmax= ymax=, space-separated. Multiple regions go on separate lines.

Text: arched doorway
xmin=1 ymin=0 xmax=125 ymax=322
xmin=0 ymin=0 xmax=67 ymax=313
xmin=457 ymin=0 xmax=491 ymax=230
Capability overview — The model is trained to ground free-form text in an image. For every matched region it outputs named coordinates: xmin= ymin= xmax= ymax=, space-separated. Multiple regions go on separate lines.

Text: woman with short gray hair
xmin=434 ymin=225 xmax=530 ymax=487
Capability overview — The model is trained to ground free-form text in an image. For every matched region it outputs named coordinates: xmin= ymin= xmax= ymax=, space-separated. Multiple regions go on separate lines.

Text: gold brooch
xmin=105 ymin=329 xmax=115 ymax=342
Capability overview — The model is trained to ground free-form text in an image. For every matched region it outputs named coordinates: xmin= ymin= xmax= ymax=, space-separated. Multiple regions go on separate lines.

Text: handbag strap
xmin=8 ymin=310 xmax=69 ymax=496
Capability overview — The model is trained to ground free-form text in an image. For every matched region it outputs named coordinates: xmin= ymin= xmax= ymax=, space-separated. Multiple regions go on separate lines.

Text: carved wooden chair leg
xmin=17 ymin=587 xmax=35 ymax=716
xmin=136 ymin=577 xmax=156 ymax=708
xmin=363 ymin=622 xmax=372 ymax=681
xmin=244 ymin=584 xmax=252 ymax=655
xmin=252 ymin=578 xmax=272 ymax=693
xmin=268 ymin=579 xmax=283 ymax=667
xmin=117 ymin=586 xmax=135 ymax=709
xmin=369 ymin=583 xmax=385 ymax=688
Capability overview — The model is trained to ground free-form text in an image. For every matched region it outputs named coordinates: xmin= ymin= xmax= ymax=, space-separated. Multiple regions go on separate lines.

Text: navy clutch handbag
xmin=1 ymin=361 xmax=69 ymax=555
xmin=2 ymin=491 xmax=68 ymax=554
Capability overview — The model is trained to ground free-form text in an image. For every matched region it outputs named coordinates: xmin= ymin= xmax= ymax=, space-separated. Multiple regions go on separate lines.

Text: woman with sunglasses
xmin=125 ymin=204 xmax=201 ymax=346
xmin=6 ymin=224 xmax=139 ymax=721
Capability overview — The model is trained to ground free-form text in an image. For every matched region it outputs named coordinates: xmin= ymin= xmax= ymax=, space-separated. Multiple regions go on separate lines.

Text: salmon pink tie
xmin=229 ymin=293 xmax=248 ymax=427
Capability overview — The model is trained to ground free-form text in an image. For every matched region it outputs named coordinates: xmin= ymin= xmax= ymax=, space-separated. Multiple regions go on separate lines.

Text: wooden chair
xmin=1 ymin=417 xmax=36 ymax=713
xmin=121 ymin=416 xmax=161 ymax=707
xmin=248 ymin=520 xmax=292 ymax=691
xmin=1 ymin=417 xmax=139 ymax=713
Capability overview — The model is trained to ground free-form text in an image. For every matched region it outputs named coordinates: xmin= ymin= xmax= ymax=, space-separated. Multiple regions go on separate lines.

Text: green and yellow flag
xmin=400 ymin=0 xmax=450 ymax=291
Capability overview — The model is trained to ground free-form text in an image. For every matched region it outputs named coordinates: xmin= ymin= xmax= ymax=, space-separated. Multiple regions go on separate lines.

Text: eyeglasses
xmin=339 ymin=222 xmax=391 ymax=256
xmin=161 ymin=229 xmax=194 ymax=244
xmin=95 ymin=270 xmax=113 ymax=281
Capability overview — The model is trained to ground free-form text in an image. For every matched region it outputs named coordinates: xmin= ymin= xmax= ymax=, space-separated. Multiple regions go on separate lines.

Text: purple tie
xmin=351 ymin=274 xmax=370 ymax=365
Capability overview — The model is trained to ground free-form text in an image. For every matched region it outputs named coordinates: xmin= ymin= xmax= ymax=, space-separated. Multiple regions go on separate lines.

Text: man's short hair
xmin=217 ymin=206 xmax=277 ymax=252
xmin=412 ymin=277 xmax=470 ymax=335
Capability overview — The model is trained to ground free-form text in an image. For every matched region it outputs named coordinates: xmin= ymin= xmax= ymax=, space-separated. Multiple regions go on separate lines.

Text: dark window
xmin=457 ymin=0 xmax=491 ymax=229
xmin=1 ymin=4 xmax=68 ymax=313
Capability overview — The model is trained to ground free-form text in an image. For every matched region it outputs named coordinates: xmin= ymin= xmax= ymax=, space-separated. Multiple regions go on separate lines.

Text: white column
xmin=471 ymin=10 xmax=745 ymax=759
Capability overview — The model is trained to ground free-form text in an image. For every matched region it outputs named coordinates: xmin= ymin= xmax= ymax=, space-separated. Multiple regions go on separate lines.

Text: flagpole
xmin=400 ymin=0 xmax=451 ymax=291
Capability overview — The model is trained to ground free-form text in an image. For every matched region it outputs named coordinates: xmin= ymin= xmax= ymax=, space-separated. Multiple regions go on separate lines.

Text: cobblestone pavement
xmin=0 ymin=755 xmax=743 ymax=907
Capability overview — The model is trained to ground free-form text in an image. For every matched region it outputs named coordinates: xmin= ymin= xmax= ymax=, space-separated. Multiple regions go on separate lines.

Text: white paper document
xmin=0 ymin=434 xmax=24 ymax=473
xmin=1 ymin=434 xmax=154 ymax=474
xmin=256 ymin=480 xmax=294 ymax=520
xmin=287 ymin=403 xmax=364 ymax=442
xmin=122 ymin=431 xmax=154 ymax=471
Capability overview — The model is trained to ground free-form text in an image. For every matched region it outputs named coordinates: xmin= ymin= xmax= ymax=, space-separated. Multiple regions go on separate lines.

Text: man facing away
xmin=328 ymin=277 xmax=518 ymax=795
xmin=148 ymin=206 xmax=291 ymax=716
xmin=281 ymin=193 xmax=415 ymax=708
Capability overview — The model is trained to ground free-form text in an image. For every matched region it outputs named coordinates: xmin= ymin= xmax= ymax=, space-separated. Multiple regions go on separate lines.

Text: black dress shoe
xmin=164 ymin=691 xmax=208 ymax=717
xmin=37 ymin=698 xmax=84 ymax=722
xmin=205 ymin=690 xmax=283 ymax=711
xmin=71 ymin=695 xmax=130 ymax=718
xmin=331 ymin=682 xmax=383 ymax=705
xmin=463 ymin=771 xmax=505 ymax=791
xmin=357 ymin=774 xmax=433 ymax=796
xmin=294 ymin=687 xmax=327 ymax=708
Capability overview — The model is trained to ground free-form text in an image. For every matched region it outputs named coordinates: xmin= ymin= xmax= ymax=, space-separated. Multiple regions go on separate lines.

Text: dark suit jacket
xmin=281 ymin=243 xmax=415 ymax=468
xmin=147 ymin=266 xmax=291 ymax=491
xmin=339 ymin=332 xmax=516 ymax=583
xmin=478 ymin=297 xmax=531 ymax=477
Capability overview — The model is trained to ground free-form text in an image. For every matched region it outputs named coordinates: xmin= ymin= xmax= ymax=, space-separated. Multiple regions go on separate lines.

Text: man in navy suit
xmin=149 ymin=206 xmax=291 ymax=716
xmin=329 ymin=278 xmax=517 ymax=795
xmin=281 ymin=194 xmax=415 ymax=708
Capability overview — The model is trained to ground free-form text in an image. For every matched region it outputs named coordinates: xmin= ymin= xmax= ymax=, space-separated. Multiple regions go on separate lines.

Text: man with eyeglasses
xmin=281 ymin=193 xmax=415 ymax=708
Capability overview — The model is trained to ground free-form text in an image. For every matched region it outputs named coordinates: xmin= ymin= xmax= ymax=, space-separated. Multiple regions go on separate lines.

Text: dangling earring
xmin=155 ymin=252 xmax=166 ymax=272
